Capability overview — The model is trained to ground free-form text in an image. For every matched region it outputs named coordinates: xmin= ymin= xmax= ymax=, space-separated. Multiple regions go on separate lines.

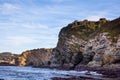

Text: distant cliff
xmin=0 ymin=52 xmax=18 ymax=66
xmin=17 ymin=48 xmax=53 ymax=67
xmin=50 ymin=18 xmax=120 ymax=68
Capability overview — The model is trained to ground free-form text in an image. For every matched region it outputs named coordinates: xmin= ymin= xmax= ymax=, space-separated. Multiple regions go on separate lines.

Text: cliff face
xmin=83 ymin=33 xmax=120 ymax=67
xmin=50 ymin=18 xmax=120 ymax=68
xmin=0 ymin=52 xmax=17 ymax=66
xmin=18 ymin=48 xmax=53 ymax=67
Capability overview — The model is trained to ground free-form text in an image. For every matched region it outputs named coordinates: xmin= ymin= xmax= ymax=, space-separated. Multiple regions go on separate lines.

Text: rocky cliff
xmin=17 ymin=48 xmax=53 ymax=67
xmin=50 ymin=18 xmax=120 ymax=68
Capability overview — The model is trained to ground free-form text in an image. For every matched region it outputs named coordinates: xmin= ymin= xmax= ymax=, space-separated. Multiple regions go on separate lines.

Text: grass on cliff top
xmin=60 ymin=17 xmax=120 ymax=41
xmin=101 ymin=17 xmax=120 ymax=36
xmin=60 ymin=18 xmax=108 ymax=41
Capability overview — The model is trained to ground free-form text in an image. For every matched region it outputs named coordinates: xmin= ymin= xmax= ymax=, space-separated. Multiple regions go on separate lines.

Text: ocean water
xmin=0 ymin=66 xmax=103 ymax=80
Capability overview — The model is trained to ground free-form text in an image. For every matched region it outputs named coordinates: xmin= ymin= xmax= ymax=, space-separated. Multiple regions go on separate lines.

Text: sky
xmin=0 ymin=0 xmax=120 ymax=54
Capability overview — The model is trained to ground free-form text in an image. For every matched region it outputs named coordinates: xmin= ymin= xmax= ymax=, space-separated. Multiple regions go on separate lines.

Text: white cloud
xmin=2 ymin=3 xmax=16 ymax=9
xmin=0 ymin=3 xmax=20 ymax=15
xmin=5 ymin=36 xmax=38 ymax=46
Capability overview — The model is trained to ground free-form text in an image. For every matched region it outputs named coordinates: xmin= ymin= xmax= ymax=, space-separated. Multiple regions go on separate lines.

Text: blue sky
xmin=0 ymin=0 xmax=120 ymax=54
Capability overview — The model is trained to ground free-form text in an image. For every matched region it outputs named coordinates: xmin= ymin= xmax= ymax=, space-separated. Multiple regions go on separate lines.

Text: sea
xmin=0 ymin=66 xmax=115 ymax=80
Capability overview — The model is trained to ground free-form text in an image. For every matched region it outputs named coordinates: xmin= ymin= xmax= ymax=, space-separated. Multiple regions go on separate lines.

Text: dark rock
xmin=80 ymin=51 xmax=95 ymax=65
xmin=52 ymin=76 xmax=102 ymax=80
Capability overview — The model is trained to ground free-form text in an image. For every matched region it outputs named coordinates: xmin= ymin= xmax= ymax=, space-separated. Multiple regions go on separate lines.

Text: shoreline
xmin=52 ymin=65 xmax=120 ymax=80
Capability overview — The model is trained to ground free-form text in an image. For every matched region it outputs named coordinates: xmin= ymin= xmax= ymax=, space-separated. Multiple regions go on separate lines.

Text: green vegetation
xmin=61 ymin=18 xmax=108 ymax=41
xmin=61 ymin=17 xmax=120 ymax=42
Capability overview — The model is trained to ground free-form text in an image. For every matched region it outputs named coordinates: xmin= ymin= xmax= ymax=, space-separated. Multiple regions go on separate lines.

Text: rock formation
xmin=0 ymin=52 xmax=17 ymax=66
xmin=50 ymin=17 xmax=120 ymax=68
xmin=17 ymin=48 xmax=53 ymax=67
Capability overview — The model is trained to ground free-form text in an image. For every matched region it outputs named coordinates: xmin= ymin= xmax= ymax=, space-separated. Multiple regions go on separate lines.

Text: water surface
xmin=0 ymin=66 xmax=105 ymax=80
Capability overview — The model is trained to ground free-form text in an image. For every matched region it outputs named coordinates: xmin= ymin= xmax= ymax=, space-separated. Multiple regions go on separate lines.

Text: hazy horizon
xmin=0 ymin=0 xmax=120 ymax=54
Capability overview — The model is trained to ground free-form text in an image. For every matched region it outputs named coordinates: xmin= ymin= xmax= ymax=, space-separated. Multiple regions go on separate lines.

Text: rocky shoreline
xmin=31 ymin=65 xmax=120 ymax=80
xmin=51 ymin=66 xmax=120 ymax=80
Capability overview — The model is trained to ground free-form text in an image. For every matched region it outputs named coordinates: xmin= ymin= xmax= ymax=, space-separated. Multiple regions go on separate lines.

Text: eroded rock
xmin=18 ymin=48 xmax=53 ymax=67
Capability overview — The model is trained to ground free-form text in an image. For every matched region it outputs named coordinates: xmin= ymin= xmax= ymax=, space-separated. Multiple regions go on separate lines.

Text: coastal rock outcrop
xmin=18 ymin=48 xmax=53 ymax=67
xmin=50 ymin=17 xmax=120 ymax=68
xmin=0 ymin=52 xmax=17 ymax=66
